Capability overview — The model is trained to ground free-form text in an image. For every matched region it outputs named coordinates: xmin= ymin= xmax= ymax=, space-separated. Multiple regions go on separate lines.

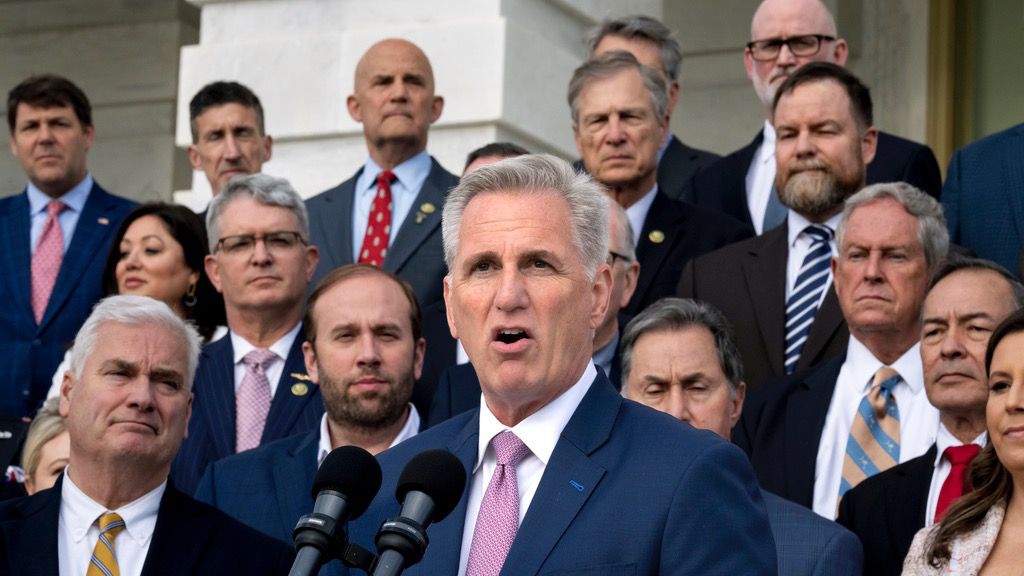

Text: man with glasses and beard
xmin=195 ymin=265 xmax=423 ymax=553
xmin=679 ymin=62 xmax=876 ymax=389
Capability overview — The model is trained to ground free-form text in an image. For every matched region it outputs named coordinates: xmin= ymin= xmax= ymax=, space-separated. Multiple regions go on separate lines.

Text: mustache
xmin=787 ymin=158 xmax=827 ymax=173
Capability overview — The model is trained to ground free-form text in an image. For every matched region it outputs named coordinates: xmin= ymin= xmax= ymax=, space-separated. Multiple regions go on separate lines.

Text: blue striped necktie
xmin=784 ymin=224 xmax=834 ymax=374
xmin=839 ymin=367 xmax=902 ymax=500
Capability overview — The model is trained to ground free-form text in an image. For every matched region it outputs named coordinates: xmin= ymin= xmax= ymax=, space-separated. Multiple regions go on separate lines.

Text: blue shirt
xmin=27 ymin=173 xmax=93 ymax=254
xmin=351 ymin=151 xmax=432 ymax=262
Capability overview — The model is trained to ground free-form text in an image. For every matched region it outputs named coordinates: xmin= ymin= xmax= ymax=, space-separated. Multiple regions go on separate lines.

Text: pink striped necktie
xmin=235 ymin=348 xmax=276 ymax=452
xmin=31 ymin=199 xmax=66 ymax=323
xmin=465 ymin=430 xmax=531 ymax=576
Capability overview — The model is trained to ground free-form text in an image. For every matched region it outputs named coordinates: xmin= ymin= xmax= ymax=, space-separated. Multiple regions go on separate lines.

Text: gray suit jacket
xmin=306 ymin=157 xmax=458 ymax=307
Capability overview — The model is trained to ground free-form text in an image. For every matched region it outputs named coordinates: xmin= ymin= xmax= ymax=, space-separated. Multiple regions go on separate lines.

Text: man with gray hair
xmin=172 ymin=173 xmax=323 ymax=495
xmin=0 ymin=295 xmax=294 ymax=574
xmin=342 ymin=153 xmax=776 ymax=575
xmin=736 ymin=182 xmax=948 ymax=519
xmin=621 ymin=297 xmax=863 ymax=575
xmin=570 ymin=50 xmax=751 ymax=316
xmin=585 ymin=14 xmax=719 ymax=201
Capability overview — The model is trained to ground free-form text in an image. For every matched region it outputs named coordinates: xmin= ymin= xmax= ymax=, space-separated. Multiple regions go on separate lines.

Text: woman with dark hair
xmin=903 ymin=309 xmax=1024 ymax=574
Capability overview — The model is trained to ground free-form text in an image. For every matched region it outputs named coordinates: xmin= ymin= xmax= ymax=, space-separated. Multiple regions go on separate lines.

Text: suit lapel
xmin=315 ymin=174 xmax=359 ymax=268
xmin=0 ymin=193 xmax=34 ymax=328
xmin=744 ymin=224 xmax=789 ymax=376
xmin=657 ymin=136 xmax=687 ymax=199
xmin=263 ymin=327 xmax=317 ymax=442
xmin=141 ymin=484 xmax=208 ymax=575
xmin=274 ymin=432 xmax=319 ymax=539
xmin=501 ymin=376 xmax=615 ymax=575
xmin=0 ymin=480 xmax=62 ymax=576
xmin=40 ymin=184 xmax=116 ymax=331
xmin=633 ymin=193 xmax=680 ymax=307
xmin=384 ymin=160 xmax=449 ymax=273
xmin=200 ymin=337 xmax=238 ymax=458
xmin=797 ymin=286 xmax=846 ymax=372
xmin=784 ymin=356 xmax=843 ymax=506
xmin=886 ymin=445 xmax=935 ymax=545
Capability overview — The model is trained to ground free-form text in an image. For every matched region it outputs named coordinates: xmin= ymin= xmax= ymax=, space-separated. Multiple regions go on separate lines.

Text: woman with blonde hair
xmin=20 ymin=398 xmax=68 ymax=495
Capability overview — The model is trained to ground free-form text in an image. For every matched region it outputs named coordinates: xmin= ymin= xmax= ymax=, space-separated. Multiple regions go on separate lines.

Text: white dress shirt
xmin=623 ymin=184 xmax=658 ymax=249
xmin=59 ymin=470 xmax=164 ymax=576
xmin=315 ymin=405 xmax=421 ymax=467
xmin=457 ymin=362 xmax=597 ymax=576
xmin=784 ymin=210 xmax=842 ymax=308
xmin=813 ymin=337 xmax=940 ymax=518
xmin=925 ymin=425 xmax=987 ymax=525
xmin=745 ymin=122 xmax=777 ymax=234
xmin=230 ymin=322 xmax=302 ymax=399
xmin=351 ymin=150 xmax=432 ymax=261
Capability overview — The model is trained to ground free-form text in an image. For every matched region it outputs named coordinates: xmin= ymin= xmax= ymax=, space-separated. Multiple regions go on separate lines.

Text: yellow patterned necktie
xmin=87 ymin=512 xmax=126 ymax=576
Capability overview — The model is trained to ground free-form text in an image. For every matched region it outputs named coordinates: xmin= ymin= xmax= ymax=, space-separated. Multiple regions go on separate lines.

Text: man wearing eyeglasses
xmin=171 ymin=173 xmax=324 ymax=495
xmin=685 ymin=0 xmax=940 ymax=235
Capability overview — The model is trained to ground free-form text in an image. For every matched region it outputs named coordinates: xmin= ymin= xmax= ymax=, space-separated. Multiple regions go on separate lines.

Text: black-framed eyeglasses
xmin=216 ymin=231 xmax=306 ymax=256
xmin=608 ymin=250 xmax=633 ymax=266
xmin=746 ymin=34 xmax=836 ymax=62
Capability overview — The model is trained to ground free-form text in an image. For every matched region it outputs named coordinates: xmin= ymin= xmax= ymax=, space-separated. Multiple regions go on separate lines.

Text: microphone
xmin=289 ymin=445 xmax=383 ymax=576
xmin=371 ymin=449 xmax=467 ymax=576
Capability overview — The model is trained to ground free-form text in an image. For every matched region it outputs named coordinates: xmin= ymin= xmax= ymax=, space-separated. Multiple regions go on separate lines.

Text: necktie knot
xmin=803 ymin=224 xmax=833 ymax=244
xmin=492 ymin=431 xmax=530 ymax=467
xmin=243 ymin=348 xmax=276 ymax=372
xmin=47 ymin=199 xmax=67 ymax=218
xmin=944 ymin=444 xmax=981 ymax=466
xmin=868 ymin=367 xmax=901 ymax=419
xmin=97 ymin=512 xmax=125 ymax=536
xmin=377 ymin=170 xmax=396 ymax=188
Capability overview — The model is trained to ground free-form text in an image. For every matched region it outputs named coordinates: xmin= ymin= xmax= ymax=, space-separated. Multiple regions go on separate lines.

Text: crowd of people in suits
xmin=1 ymin=0 xmax=1023 ymax=574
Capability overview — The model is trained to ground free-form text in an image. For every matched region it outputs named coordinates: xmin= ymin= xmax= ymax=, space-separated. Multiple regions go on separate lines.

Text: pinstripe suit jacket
xmin=0 ymin=183 xmax=135 ymax=417
xmin=171 ymin=327 xmax=323 ymax=495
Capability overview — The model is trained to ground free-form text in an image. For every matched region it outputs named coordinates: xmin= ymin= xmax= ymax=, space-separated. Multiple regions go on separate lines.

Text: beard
xmin=319 ymin=365 xmax=414 ymax=431
xmin=777 ymin=157 xmax=863 ymax=219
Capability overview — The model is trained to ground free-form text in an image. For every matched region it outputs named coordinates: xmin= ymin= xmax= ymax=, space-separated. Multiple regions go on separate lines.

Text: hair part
xmin=585 ymin=14 xmax=682 ymax=81
xmin=304 ymin=264 xmax=422 ymax=344
xmin=772 ymin=61 xmax=873 ymax=129
xmin=20 ymin=397 xmax=66 ymax=479
xmin=189 ymin=80 xmax=265 ymax=142
xmin=67 ymin=295 xmax=202 ymax=390
xmin=7 ymin=74 xmax=92 ymax=132
xmin=619 ymin=298 xmax=744 ymax=392
xmin=442 ymin=153 xmax=609 ymax=280
xmin=206 ymin=173 xmax=310 ymax=252
xmin=568 ymin=51 xmax=668 ymax=127
xmin=836 ymin=182 xmax=949 ymax=275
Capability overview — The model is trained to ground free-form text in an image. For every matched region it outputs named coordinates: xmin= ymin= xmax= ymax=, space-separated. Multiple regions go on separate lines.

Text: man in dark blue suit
xmin=343 ymin=154 xmax=776 ymax=574
xmin=172 ymin=174 xmax=323 ymax=495
xmin=620 ymin=297 xmax=863 ymax=576
xmin=195 ymin=265 xmax=425 ymax=560
xmin=942 ymin=123 xmax=1024 ymax=276
xmin=0 ymin=74 xmax=135 ymax=418
xmin=306 ymin=39 xmax=458 ymax=309
xmin=685 ymin=0 xmax=940 ymax=234
xmin=0 ymin=296 xmax=293 ymax=575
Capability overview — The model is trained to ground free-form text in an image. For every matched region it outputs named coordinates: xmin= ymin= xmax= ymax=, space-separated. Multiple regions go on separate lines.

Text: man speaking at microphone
xmin=343 ymin=154 xmax=776 ymax=575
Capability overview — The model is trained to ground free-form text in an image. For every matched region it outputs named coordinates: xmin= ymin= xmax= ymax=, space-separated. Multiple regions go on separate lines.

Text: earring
xmin=184 ymin=282 xmax=198 ymax=307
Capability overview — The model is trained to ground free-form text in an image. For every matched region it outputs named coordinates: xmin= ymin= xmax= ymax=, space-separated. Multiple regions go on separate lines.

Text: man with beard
xmin=194 ymin=264 xmax=423 ymax=554
xmin=679 ymin=62 xmax=876 ymax=389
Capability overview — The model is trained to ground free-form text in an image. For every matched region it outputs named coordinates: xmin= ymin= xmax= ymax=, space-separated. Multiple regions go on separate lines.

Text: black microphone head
xmin=312 ymin=445 xmax=383 ymax=519
xmin=396 ymin=449 xmax=467 ymax=522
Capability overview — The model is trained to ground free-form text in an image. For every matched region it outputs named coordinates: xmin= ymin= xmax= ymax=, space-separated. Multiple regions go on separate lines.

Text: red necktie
xmin=358 ymin=170 xmax=395 ymax=267
xmin=934 ymin=444 xmax=981 ymax=522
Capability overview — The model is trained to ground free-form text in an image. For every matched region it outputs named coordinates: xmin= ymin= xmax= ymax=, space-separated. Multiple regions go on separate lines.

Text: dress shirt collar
xmin=473 ymin=362 xmax=598 ymax=474
xmin=757 ymin=121 xmax=776 ymax=165
xmin=933 ymin=424 xmax=987 ymax=468
xmin=624 ymin=184 xmax=659 ymax=248
xmin=316 ymin=404 xmax=421 ymax=467
xmin=843 ymin=335 xmax=925 ymax=395
xmin=359 ymin=150 xmax=431 ymax=196
xmin=786 ymin=205 xmax=842 ymax=248
xmin=592 ymin=330 xmax=619 ymax=381
xmin=229 ymin=322 xmax=301 ymax=366
xmin=61 ymin=468 xmax=165 ymax=547
xmin=28 ymin=173 xmax=92 ymax=215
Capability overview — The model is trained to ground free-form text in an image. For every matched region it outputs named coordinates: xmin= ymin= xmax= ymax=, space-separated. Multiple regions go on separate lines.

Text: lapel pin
xmin=568 ymin=480 xmax=585 ymax=492
xmin=420 ymin=203 xmax=436 ymax=214
xmin=291 ymin=383 xmax=309 ymax=396
xmin=415 ymin=212 xmax=427 ymax=224
xmin=290 ymin=372 xmax=311 ymax=381
xmin=97 ymin=217 xmax=110 ymax=225
xmin=648 ymin=230 xmax=665 ymax=244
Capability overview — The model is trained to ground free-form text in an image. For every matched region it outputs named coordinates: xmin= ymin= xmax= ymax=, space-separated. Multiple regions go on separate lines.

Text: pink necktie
xmin=31 ymin=200 xmax=66 ymax=323
xmin=235 ymin=348 xmax=276 ymax=452
xmin=465 ymin=431 xmax=531 ymax=576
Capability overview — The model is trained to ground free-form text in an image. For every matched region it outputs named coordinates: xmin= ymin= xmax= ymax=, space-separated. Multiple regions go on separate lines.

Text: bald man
xmin=685 ymin=0 xmax=940 ymax=234
xmin=307 ymin=38 xmax=458 ymax=308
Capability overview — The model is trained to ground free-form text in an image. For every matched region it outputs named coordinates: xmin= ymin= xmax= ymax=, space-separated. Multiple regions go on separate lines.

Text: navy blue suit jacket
xmin=685 ymin=130 xmax=942 ymax=229
xmin=306 ymin=158 xmax=458 ymax=308
xmin=765 ymin=491 xmax=863 ymax=576
xmin=172 ymin=328 xmax=323 ymax=495
xmin=0 ymin=183 xmax=135 ymax=417
xmin=0 ymin=477 xmax=294 ymax=575
xmin=344 ymin=372 xmax=777 ymax=575
xmin=942 ymin=123 xmax=1024 ymax=275
xmin=656 ymin=134 xmax=720 ymax=202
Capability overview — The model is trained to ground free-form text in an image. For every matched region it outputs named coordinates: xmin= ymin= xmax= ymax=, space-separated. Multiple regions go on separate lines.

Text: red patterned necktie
xmin=31 ymin=199 xmax=66 ymax=323
xmin=358 ymin=170 xmax=396 ymax=267
xmin=934 ymin=444 xmax=981 ymax=522
xmin=465 ymin=431 xmax=531 ymax=576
